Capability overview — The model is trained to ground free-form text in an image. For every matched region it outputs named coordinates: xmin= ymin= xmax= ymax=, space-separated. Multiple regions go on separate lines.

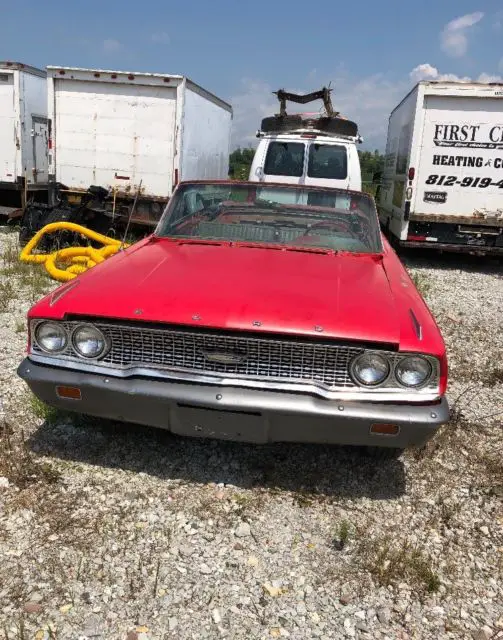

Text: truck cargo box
xmin=0 ymin=61 xmax=49 ymax=210
xmin=378 ymin=81 xmax=503 ymax=255
xmin=46 ymin=66 xmax=232 ymax=225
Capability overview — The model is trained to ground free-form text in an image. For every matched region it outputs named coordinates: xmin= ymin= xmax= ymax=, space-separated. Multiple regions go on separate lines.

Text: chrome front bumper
xmin=18 ymin=358 xmax=449 ymax=448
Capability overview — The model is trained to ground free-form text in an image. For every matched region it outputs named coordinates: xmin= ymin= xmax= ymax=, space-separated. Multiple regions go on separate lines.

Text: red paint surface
xmin=28 ymin=187 xmax=447 ymax=392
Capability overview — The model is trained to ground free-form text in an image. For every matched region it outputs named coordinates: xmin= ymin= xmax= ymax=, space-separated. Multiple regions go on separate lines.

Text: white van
xmin=249 ymin=131 xmax=362 ymax=190
xmin=248 ymin=88 xmax=362 ymax=191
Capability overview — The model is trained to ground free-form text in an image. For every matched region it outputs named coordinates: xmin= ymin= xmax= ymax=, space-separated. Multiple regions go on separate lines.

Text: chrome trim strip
xmin=409 ymin=309 xmax=422 ymax=341
xmin=27 ymin=354 xmax=441 ymax=403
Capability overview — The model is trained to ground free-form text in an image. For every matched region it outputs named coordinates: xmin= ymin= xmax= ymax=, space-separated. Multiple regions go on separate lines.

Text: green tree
xmin=358 ymin=149 xmax=385 ymax=182
xmin=229 ymin=147 xmax=255 ymax=180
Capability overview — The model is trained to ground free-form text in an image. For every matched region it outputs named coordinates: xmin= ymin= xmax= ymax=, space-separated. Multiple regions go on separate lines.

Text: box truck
xmin=378 ymin=81 xmax=503 ymax=255
xmin=20 ymin=66 xmax=232 ymax=239
xmin=0 ymin=61 xmax=49 ymax=213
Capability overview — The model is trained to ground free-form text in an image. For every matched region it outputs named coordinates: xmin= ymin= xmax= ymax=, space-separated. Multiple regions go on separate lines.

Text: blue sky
xmin=1 ymin=0 xmax=501 ymax=149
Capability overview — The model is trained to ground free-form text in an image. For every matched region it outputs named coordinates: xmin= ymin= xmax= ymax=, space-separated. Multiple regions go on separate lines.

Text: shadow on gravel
xmin=397 ymin=247 xmax=502 ymax=275
xmin=28 ymin=418 xmax=406 ymax=500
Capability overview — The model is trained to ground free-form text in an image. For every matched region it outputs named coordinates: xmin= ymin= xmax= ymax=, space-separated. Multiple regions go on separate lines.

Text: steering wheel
xmin=300 ymin=217 xmax=352 ymax=237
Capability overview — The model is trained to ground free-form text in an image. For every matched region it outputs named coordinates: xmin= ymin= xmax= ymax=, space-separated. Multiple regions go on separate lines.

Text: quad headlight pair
xmin=350 ymin=352 xmax=433 ymax=389
xmin=34 ymin=322 xmax=107 ymax=359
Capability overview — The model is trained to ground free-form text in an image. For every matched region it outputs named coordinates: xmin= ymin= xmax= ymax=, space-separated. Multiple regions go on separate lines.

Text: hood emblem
xmin=202 ymin=350 xmax=246 ymax=365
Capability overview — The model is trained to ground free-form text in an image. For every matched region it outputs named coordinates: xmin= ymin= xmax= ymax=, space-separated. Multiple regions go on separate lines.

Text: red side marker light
xmin=370 ymin=424 xmax=400 ymax=436
xmin=408 ymin=167 xmax=415 ymax=181
xmin=56 ymin=386 xmax=82 ymax=400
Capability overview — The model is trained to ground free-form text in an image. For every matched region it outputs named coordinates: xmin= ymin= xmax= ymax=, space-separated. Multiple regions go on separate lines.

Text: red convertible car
xmin=18 ymin=181 xmax=449 ymax=452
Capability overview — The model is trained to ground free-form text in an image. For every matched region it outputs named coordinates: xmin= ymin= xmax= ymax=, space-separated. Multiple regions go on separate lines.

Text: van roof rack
xmin=273 ymin=87 xmax=338 ymax=118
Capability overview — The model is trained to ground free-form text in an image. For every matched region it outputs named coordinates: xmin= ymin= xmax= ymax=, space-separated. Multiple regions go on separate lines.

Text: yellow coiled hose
xmin=20 ymin=222 xmax=129 ymax=282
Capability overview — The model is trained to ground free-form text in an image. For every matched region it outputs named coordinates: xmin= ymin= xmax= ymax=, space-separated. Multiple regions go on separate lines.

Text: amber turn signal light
xmin=370 ymin=423 xmax=400 ymax=436
xmin=56 ymin=386 xmax=82 ymax=400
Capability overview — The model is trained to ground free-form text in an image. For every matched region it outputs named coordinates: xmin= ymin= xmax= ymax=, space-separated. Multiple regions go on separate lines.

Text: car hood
xmin=38 ymin=239 xmax=400 ymax=345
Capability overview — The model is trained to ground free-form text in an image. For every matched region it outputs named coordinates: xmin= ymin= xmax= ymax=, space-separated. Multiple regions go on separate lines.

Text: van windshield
xmin=156 ymin=182 xmax=383 ymax=254
xmin=308 ymin=144 xmax=348 ymax=180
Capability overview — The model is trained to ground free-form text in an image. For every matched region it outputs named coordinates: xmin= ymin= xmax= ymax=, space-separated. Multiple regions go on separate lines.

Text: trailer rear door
xmin=53 ymin=79 xmax=177 ymax=197
xmin=0 ymin=72 xmax=17 ymax=183
xmin=415 ymin=95 xmax=503 ymax=217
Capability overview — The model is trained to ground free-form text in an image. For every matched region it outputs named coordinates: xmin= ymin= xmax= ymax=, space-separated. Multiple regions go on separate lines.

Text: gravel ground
xmin=0 ymin=229 xmax=502 ymax=640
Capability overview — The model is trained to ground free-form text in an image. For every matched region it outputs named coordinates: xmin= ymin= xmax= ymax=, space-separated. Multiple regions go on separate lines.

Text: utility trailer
xmin=20 ymin=66 xmax=232 ymax=241
xmin=378 ymin=81 xmax=503 ymax=256
xmin=0 ymin=61 xmax=49 ymax=217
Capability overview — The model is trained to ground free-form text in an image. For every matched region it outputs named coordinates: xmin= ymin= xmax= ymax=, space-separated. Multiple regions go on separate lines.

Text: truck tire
xmin=314 ymin=117 xmax=358 ymax=138
xmin=261 ymin=114 xmax=358 ymax=137
xmin=260 ymin=115 xmax=304 ymax=133
xmin=19 ymin=205 xmax=75 ymax=250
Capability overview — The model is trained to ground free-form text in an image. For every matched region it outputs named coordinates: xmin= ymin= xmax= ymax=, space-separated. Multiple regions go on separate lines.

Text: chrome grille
xmin=33 ymin=321 xmax=363 ymax=389
xmin=30 ymin=321 xmax=440 ymax=396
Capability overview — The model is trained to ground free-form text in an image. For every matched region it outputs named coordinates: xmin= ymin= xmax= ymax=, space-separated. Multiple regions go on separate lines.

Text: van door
xmin=261 ymin=140 xmax=306 ymax=184
xmin=303 ymin=141 xmax=350 ymax=189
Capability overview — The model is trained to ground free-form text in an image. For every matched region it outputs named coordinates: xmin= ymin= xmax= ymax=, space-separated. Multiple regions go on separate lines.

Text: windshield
xmin=156 ymin=183 xmax=383 ymax=254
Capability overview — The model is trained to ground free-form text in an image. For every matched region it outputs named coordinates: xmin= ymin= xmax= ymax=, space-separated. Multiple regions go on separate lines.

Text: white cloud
xmin=477 ymin=72 xmax=503 ymax=83
xmin=440 ymin=11 xmax=484 ymax=57
xmin=103 ymin=38 xmax=122 ymax=53
xmin=230 ymin=79 xmax=279 ymax=149
xmin=409 ymin=63 xmax=441 ymax=82
xmin=151 ymin=32 xmax=170 ymax=44
xmin=410 ymin=64 xmax=502 ymax=84
xmin=410 ymin=64 xmax=471 ymax=83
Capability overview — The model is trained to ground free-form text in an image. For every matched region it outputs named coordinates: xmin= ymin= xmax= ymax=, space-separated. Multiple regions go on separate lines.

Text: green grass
xmin=333 ymin=519 xmax=352 ymax=550
xmin=29 ymin=394 xmax=65 ymax=425
xmin=410 ymin=272 xmax=432 ymax=298
xmin=1 ymin=239 xmax=53 ymax=305
xmin=0 ymin=281 xmax=15 ymax=310
xmin=362 ymin=540 xmax=441 ymax=594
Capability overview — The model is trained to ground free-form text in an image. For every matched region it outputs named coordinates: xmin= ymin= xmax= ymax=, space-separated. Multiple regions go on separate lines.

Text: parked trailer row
xmin=0 ymin=61 xmax=232 ymax=237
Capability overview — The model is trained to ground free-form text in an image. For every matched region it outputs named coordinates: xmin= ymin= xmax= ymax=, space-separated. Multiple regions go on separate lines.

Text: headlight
xmin=34 ymin=322 xmax=67 ymax=353
xmin=351 ymin=352 xmax=390 ymax=386
xmin=395 ymin=356 xmax=432 ymax=388
xmin=72 ymin=325 xmax=106 ymax=358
